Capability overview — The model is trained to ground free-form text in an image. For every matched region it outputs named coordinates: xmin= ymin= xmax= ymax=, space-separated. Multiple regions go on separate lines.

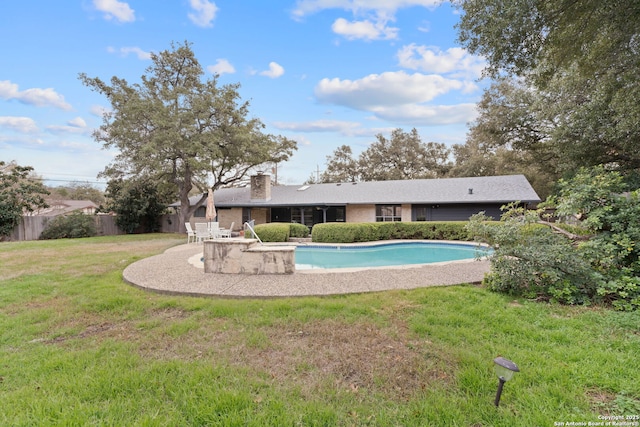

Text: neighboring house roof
xmin=31 ymin=200 xmax=99 ymax=216
xmin=176 ymin=175 xmax=541 ymax=208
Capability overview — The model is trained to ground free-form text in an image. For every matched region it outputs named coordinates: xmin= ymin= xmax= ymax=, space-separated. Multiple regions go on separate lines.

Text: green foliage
xmin=449 ymin=79 xmax=559 ymax=199
xmin=79 ymin=41 xmax=296 ymax=232
xmin=454 ymin=1 xmax=640 ymax=184
xmin=249 ymin=223 xmax=310 ymax=242
xmin=556 ymin=168 xmax=640 ymax=310
xmin=288 ymin=223 xmax=310 ymax=238
xmin=0 ymin=161 xmax=50 ymax=239
xmin=469 ymin=169 xmax=640 ymax=310
xmin=455 ymin=0 xmax=639 ymax=83
xmin=312 ymin=221 xmax=470 ymax=243
xmin=252 ymin=223 xmax=291 ymax=242
xmin=468 ymin=210 xmax=597 ymax=304
xmin=321 ymin=128 xmax=451 ymax=183
xmin=105 ymin=177 xmax=167 ymax=234
xmin=48 ymin=183 xmax=105 ymax=205
xmin=40 ymin=213 xmax=97 ymax=239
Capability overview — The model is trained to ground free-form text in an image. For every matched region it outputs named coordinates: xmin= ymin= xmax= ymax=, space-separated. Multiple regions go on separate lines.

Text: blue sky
xmin=0 ymin=0 xmax=486 ymax=187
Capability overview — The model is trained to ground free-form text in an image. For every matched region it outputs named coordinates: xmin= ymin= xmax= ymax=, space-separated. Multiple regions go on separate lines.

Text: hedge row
xmin=251 ymin=222 xmax=310 ymax=242
xmin=40 ymin=213 xmax=98 ymax=240
xmin=311 ymin=221 xmax=472 ymax=243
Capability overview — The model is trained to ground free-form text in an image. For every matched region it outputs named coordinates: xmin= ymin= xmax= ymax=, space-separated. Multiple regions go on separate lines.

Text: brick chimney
xmin=251 ymin=173 xmax=271 ymax=201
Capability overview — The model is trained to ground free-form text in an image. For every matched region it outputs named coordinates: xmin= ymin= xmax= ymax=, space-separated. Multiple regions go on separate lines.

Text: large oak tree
xmin=80 ymin=42 xmax=296 ymax=230
xmin=454 ymin=0 xmax=640 ymax=185
xmin=320 ymin=129 xmax=451 ymax=183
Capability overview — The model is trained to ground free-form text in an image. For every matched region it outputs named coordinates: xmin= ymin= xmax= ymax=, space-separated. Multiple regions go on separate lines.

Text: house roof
xmin=33 ymin=200 xmax=99 ymax=216
xmin=178 ymin=175 xmax=541 ymax=208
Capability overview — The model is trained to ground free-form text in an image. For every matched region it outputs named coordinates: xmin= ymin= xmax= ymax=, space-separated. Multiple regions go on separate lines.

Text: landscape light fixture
xmin=493 ymin=356 xmax=519 ymax=407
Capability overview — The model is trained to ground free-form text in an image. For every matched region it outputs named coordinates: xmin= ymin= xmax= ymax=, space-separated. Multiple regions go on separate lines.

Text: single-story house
xmin=27 ymin=199 xmax=99 ymax=217
xmin=178 ymin=174 xmax=541 ymax=232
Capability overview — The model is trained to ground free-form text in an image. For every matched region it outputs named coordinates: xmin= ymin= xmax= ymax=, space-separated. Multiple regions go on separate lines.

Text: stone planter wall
xmin=203 ymin=239 xmax=295 ymax=274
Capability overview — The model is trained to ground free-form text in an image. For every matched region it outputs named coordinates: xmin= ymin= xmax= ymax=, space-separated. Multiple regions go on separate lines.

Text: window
xmin=291 ymin=207 xmax=313 ymax=226
xmin=194 ymin=206 xmax=206 ymax=217
xmin=376 ymin=205 xmax=401 ymax=222
xmin=413 ymin=206 xmax=428 ymax=221
xmin=242 ymin=208 xmax=251 ymax=225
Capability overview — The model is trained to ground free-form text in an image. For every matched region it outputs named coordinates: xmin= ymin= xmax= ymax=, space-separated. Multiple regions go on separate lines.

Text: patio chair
xmin=195 ymin=223 xmax=211 ymax=243
xmin=208 ymin=222 xmax=221 ymax=239
xmin=185 ymin=222 xmax=196 ymax=244
xmin=218 ymin=222 xmax=234 ymax=238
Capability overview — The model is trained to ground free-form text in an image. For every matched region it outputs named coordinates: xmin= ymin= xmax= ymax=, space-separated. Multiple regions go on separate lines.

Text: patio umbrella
xmin=205 ymin=188 xmax=216 ymax=223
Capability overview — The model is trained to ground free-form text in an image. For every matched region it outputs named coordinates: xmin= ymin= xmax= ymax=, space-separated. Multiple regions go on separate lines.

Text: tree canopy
xmin=80 ymin=41 xmax=296 ymax=230
xmin=319 ymin=128 xmax=451 ymax=183
xmin=455 ymin=0 xmax=640 ymax=83
xmin=0 ymin=161 xmax=50 ymax=239
xmin=454 ymin=0 xmax=640 ymax=186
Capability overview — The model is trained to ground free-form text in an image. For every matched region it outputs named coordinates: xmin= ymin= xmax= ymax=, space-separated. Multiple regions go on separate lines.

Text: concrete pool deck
xmin=123 ymin=241 xmax=491 ymax=298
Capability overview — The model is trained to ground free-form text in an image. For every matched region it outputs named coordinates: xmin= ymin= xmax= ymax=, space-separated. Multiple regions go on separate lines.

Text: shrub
xmin=248 ymin=223 xmax=311 ymax=242
xmin=467 ymin=168 xmax=640 ymax=311
xmin=311 ymin=221 xmax=471 ymax=243
xmin=289 ymin=223 xmax=310 ymax=238
xmin=40 ymin=213 xmax=97 ymax=239
xmin=252 ymin=223 xmax=290 ymax=242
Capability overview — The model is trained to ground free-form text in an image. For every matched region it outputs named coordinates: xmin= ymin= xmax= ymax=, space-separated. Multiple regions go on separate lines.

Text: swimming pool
xmin=295 ymin=241 xmax=489 ymax=270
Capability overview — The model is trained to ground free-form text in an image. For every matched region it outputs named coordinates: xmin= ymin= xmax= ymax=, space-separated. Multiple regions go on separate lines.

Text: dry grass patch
xmin=131 ymin=316 xmax=450 ymax=402
xmin=244 ymin=319 xmax=446 ymax=401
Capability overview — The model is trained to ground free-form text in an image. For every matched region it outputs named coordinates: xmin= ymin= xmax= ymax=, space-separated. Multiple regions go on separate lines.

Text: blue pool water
xmin=295 ymin=241 xmax=489 ymax=270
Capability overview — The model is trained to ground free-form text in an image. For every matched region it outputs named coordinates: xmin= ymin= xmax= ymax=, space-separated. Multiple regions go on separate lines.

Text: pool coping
xmin=123 ymin=240 xmax=492 ymax=298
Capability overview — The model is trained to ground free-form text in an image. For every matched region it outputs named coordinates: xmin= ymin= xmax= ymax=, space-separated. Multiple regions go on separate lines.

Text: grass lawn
xmin=1 ymin=234 xmax=639 ymax=426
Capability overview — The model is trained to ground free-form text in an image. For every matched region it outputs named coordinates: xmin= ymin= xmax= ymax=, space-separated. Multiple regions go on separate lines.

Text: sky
xmin=0 ymin=0 xmax=486 ymax=188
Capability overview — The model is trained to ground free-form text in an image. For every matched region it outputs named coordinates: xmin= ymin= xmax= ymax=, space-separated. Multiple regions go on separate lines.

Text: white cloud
xmin=315 ymin=71 xmax=463 ymax=110
xmin=313 ymin=70 xmax=481 ymax=126
xmin=109 ymin=46 xmax=152 ymax=60
xmin=292 ymin=0 xmax=438 ymax=42
xmin=372 ymin=103 xmax=479 ymax=126
xmin=207 ymin=59 xmax=235 ymax=75
xmin=273 ymin=119 xmax=362 ymax=133
xmin=90 ymin=105 xmax=110 ymax=117
xmin=291 ymin=0 xmax=440 ymax=20
xmin=107 ymin=46 xmax=151 ymax=60
xmin=272 ymin=120 xmax=394 ymax=137
xmin=93 ymin=0 xmax=135 ymax=23
xmin=331 ymin=17 xmax=398 ymax=40
xmin=0 ymin=80 xmax=72 ymax=110
xmin=0 ymin=116 xmax=39 ymax=133
xmin=68 ymin=117 xmax=87 ymax=128
xmin=397 ymin=44 xmax=485 ymax=78
xmin=260 ymin=62 xmax=285 ymax=78
xmin=188 ymin=0 xmax=218 ymax=28
xmin=46 ymin=117 xmax=90 ymax=135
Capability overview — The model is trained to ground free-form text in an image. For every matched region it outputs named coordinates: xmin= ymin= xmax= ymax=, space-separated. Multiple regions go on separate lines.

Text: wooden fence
xmin=8 ymin=214 xmax=181 ymax=241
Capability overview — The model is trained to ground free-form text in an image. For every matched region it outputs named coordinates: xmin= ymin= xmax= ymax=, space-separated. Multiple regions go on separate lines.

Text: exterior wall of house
xmin=401 ymin=204 xmax=412 ymax=222
xmin=215 ymin=208 xmax=243 ymax=231
xmin=189 ymin=208 xmax=243 ymax=231
xmin=250 ymin=208 xmax=269 ymax=225
xmin=346 ymin=204 xmax=375 ymax=222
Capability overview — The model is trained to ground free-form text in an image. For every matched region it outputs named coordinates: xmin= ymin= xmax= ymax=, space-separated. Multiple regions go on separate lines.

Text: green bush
xmin=251 ymin=223 xmax=290 ymax=242
xmin=311 ymin=221 xmax=471 ymax=243
xmin=289 ymin=223 xmax=310 ymax=238
xmin=248 ymin=222 xmax=310 ymax=242
xmin=467 ymin=168 xmax=640 ymax=311
xmin=40 ymin=213 xmax=97 ymax=239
